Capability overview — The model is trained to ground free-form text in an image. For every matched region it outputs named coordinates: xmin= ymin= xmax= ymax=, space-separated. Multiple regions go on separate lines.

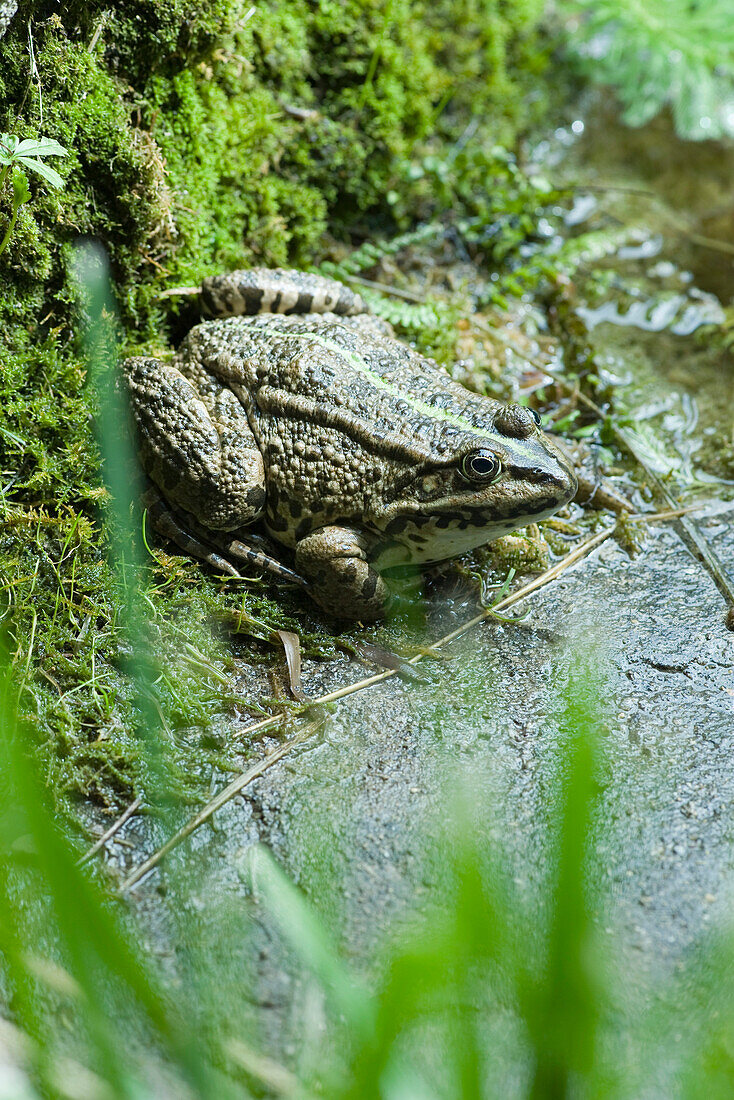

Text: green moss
xmin=0 ymin=0 xmax=550 ymax=812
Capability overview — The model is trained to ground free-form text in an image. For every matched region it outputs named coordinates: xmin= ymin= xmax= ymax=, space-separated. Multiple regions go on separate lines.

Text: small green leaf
xmin=14 ymin=137 xmax=68 ymax=159
xmin=0 ymin=133 xmax=19 ymax=159
xmin=16 ymin=156 xmax=65 ymax=189
xmin=572 ymin=424 xmax=599 ymax=439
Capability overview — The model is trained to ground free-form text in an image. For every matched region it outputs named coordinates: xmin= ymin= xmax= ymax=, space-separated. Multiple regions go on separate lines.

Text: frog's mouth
xmin=372 ymin=492 xmax=572 ymax=569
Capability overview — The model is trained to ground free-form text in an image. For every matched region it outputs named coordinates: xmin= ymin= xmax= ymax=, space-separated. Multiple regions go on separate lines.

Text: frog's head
xmin=371 ymin=403 xmax=577 ymax=567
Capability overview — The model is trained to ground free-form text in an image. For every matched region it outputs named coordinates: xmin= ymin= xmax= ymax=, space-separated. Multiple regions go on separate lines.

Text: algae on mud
xmin=0 ymin=0 xmax=553 ymax=809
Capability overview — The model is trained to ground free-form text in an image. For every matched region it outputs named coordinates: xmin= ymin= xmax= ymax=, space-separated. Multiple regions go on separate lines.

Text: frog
xmin=122 ymin=268 xmax=577 ymax=621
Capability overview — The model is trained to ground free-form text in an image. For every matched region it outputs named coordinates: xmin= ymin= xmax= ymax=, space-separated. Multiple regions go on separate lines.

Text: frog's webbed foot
xmin=295 ymin=526 xmax=392 ymax=622
xmin=200 ymin=268 xmax=365 ymax=319
xmin=143 ymin=487 xmax=308 ymax=589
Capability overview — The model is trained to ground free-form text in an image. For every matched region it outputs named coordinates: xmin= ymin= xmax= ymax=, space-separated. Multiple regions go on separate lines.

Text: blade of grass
xmin=246 ymin=845 xmax=375 ymax=1038
xmin=0 ymin=630 xmax=214 ymax=1097
xmin=72 ymin=241 xmax=175 ymax=805
xmin=521 ymin=657 xmax=610 ymax=1099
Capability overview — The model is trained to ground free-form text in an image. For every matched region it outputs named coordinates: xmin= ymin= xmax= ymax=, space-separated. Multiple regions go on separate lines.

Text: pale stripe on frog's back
xmin=181 ymin=312 xmax=508 ymax=460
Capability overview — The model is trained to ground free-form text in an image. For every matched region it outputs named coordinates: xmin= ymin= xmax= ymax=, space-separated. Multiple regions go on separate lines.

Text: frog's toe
xmin=142 ymin=486 xmax=241 ymax=578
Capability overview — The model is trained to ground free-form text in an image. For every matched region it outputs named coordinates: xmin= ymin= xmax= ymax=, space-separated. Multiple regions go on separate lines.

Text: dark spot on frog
xmin=525 ymin=496 xmax=560 ymax=515
xmin=289 ymin=498 xmax=303 ymax=519
xmin=246 ymin=289 xmax=265 ymax=314
xmin=245 ymin=486 xmax=266 ymax=510
xmin=384 ymin=516 xmax=409 ymax=537
xmin=436 ymin=513 xmax=465 ymax=529
xmin=361 ymin=573 xmax=378 ymax=599
xmin=295 ymin=518 xmax=314 ymax=540
xmin=499 ymin=497 xmax=557 ymax=521
xmin=268 ymin=511 xmax=289 ymax=532
xmin=292 ymin=292 xmax=315 ymax=314
xmin=161 ymin=468 xmax=181 ymax=492
xmin=384 ymin=514 xmax=432 ymax=537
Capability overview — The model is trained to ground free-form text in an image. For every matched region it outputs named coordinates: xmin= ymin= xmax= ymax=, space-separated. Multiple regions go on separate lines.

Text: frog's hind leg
xmin=143 ymin=486 xmax=309 ymax=591
xmin=200 ymin=268 xmax=365 ymax=319
xmin=123 ymin=356 xmax=266 ymax=531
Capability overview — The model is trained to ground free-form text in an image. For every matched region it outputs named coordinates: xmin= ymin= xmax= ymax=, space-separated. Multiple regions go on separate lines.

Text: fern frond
xmin=357 ymin=287 xmax=447 ymax=332
xmin=560 ymin=0 xmax=734 ymax=139
xmin=315 ymin=223 xmax=443 ymax=282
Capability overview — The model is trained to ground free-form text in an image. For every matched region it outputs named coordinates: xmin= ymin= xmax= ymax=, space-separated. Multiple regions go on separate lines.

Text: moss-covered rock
xmin=0 ymin=0 xmax=547 ymax=809
xmin=2 ymin=0 xmax=546 ymax=481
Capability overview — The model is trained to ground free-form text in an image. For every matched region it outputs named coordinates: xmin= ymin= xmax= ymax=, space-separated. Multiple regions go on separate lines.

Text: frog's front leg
xmin=123 ymin=357 xmax=266 ymax=530
xmin=294 ymin=526 xmax=392 ymax=621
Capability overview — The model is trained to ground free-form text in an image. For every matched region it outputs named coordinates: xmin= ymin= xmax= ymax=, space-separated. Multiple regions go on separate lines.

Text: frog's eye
xmin=530 ymin=408 xmax=542 ymax=427
xmin=459 ymin=448 xmax=502 ymax=485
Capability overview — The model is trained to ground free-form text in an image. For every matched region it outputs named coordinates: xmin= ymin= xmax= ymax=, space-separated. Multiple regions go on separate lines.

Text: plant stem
xmin=0 ymin=162 xmax=16 ymax=256
xmin=0 ymin=198 xmax=19 ymax=257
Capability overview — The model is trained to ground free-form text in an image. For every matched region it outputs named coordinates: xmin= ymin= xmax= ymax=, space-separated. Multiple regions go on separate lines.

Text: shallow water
xmin=553 ymin=99 xmax=734 ymax=476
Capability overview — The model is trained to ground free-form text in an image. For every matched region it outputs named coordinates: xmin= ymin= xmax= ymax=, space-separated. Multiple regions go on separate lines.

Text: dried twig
xmin=120 ymin=719 xmax=324 ymax=892
xmin=344 ymin=274 xmax=428 ymax=303
xmin=157 ymin=285 xmax=199 ymax=299
xmin=225 ymin=1038 xmax=305 ymax=1098
xmin=77 ymin=796 xmax=143 ymax=866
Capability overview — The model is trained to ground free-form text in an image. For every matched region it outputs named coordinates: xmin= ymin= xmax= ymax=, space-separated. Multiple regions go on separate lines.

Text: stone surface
xmin=112 ymin=502 xmax=734 ymax=1079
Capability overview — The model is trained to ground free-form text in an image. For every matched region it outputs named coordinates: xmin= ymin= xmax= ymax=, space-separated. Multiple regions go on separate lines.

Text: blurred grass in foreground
xmin=72 ymin=243 xmax=174 ymax=806
xmin=5 ymin=635 xmax=733 ymax=1096
xmin=0 ymin=244 xmax=216 ymax=1097
xmin=0 ymin=248 xmax=733 ymax=1097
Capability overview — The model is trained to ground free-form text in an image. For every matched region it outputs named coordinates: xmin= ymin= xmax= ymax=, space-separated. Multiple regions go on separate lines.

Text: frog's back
xmin=172 ymin=310 xmax=536 ymax=549
xmin=177 ymin=312 xmax=505 ymax=460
